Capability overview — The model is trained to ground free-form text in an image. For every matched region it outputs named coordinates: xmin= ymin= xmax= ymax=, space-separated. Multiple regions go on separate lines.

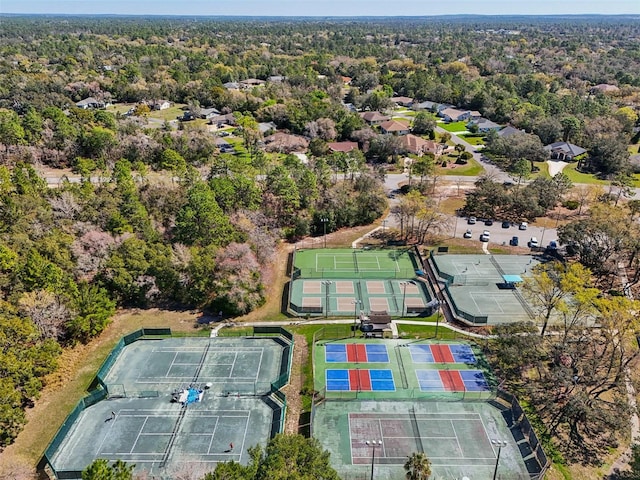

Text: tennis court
xmin=326 ymin=343 xmax=389 ymax=363
xmin=430 ymin=253 xmax=539 ymax=324
xmin=49 ymin=336 xmax=289 ymax=478
xmin=293 ymin=247 xmax=420 ymax=279
xmin=416 ymin=370 xmax=491 ymax=392
xmin=314 ymin=400 xmax=531 ymax=480
xmin=326 ymin=369 xmax=396 ymax=391
xmin=290 ymin=278 xmax=432 ymax=317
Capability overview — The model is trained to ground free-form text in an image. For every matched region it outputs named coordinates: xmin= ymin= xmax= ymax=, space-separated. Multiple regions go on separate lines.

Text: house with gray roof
xmin=543 ymin=141 xmax=587 ymax=161
xmin=467 ymin=117 xmax=501 ymax=133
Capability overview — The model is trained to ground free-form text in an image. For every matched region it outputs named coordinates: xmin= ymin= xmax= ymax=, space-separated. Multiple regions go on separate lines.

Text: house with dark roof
xmin=497 ymin=126 xmax=524 ymax=138
xmin=438 ymin=108 xmax=471 ymax=123
xmin=543 ymin=141 xmax=587 ymax=161
xmin=327 ymin=141 xmax=359 ymax=153
xmin=400 ymin=134 xmax=444 ymax=156
xmin=240 ymin=78 xmax=266 ymax=89
xmin=360 ymin=111 xmax=390 ymax=125
xmin=380 ymin=119 xmax=410 ymax=136
xmin=390 ymin=96 xmax=414 ymax=107
xmin=208 ymin=113 xmax=236 ymax=127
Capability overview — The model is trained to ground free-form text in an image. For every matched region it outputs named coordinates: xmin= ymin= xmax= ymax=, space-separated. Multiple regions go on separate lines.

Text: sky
xmin=2 ymin=0 xmax=640 ymax=16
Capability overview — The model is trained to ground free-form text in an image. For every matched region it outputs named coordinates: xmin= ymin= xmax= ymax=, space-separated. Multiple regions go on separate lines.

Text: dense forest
xmin=1 ymin=14 xmax=640 ymax=477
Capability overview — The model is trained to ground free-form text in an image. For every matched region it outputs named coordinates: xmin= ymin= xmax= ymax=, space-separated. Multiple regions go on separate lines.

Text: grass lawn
xmin=439 ymin=121 xmax=468 ymax=133
xmin=629 ymin=144 xmax=640 ymax=155
xmin=438 ymin=197 xmax=466 ymax=216
xmin=562 ymin=163 xmax=610 ymax=185
xmin=148 ymin=104 xmax=187 ymax=122
xmin=436 ymin=158 xmax=484 ymax=176
xmin=460 ymin=134 xmax=486 ymax=145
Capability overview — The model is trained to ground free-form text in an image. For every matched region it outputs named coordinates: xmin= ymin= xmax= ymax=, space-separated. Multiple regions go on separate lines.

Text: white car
xmin=528 ymin=237 xmax=540 ymax=248
xmin=463 ymin=229 xmax=472 ymax=238
xmin=480 ymin=230 xmax=490 ymax=242
xmin=519 ymin=222 xmax=528 ymax=230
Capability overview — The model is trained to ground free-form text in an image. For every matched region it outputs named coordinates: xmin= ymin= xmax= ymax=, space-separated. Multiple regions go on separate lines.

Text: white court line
xmin=393 ymin=255 xmax=400 ymax=272
xmin=376 ymin=256 xmax=381 ymax=270
xmin=255 ymin=349 xmax=264 ymax=381
xmin=228 ymin=352 xmax=239 ymax=378
xmin=378 ymin=419 xmax=386 ymax=457
xmin=450 ymin=419 xmax=464 ymax=457
xmin=478 ymin=415 xmax=498 ymax=459
xmin=130 ymin=416 xmax=149 ymax=454
xmin=206 ymin=416 xmax=220 ymax=454
xmin=240 ymin=410 xmax=251 ymax=454
xmin=165 ymin=351 xmax=179 ymax=377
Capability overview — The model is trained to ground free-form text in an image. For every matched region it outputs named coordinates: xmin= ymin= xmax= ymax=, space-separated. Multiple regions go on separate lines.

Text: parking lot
xmin=454 ymin=216 xmax=557 ymax=249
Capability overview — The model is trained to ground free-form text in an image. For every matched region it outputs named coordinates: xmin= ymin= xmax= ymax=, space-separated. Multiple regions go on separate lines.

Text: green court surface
xmin=313 ymin=400 xmax=530 ymax=480
xmin=49 ymin=337 xmax=287 ymax=478
xmin=103 ymin=337 xmax=284 ymax=397
xmin=290 ymin=248 xmax=433 ymax=317
xmin=430 ymin=254 xmax=540 ymax=325
xmin=290 ymin=278 xmax=432 ymax=317
xmin=311 ymin=339 xmax=531 ymax=479
xmin=293 ymin=247 xmax=419 ymax=279
xmin=313 ymin=338 xmax=495 ymax=402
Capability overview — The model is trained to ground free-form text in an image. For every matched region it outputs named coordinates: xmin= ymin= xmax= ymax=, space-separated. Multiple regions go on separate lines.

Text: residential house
xmin=400 ymin=134 xmax=444 ymax=156
xmin=327 ymin=141 xmax=359 ymax=153
xmin=360 ymin=111 xmax=390 ymax=125
xmin=258 ymin=122 xmax=277 ymax=135
xmin=340 ymin=76 xmax=352 ymax=85
xmin=412 ymin=100 xmax=445 ymax=112
xmin=223 ymin=82 xmax=240 ymax=91
xmin=438 ymin=108 xmax=471 ymax=123
xmin=469 ymin=111 xmax=483 ymax=119
xmin=267 ymin=75 xmax=286 ymax=83
xmin=199 ymin=108 xmax=221 ymax=120
xmin=264 ymin=132 xmax=309 ymax=153
xmin=380 ymin=119 xmax=410 ymax=136
xmin=208 ymin=113 xmax=237 ymax=128
xmin=390 ymin=96 xmax=414 ymax=107
xmin=240 ymin=78 xmax=266 ymax=89
xmin=467 ymin=117 xmax=501 ymax=133
xmin=75 ymin=97 xmax=106 ymax=110
xmin=543 ymin=141 xmax=587 ymax=161
xmin=149 ymin=100 xmax=171 ymax=111
xmin=497 ymin=126 xmax=524 ymax=138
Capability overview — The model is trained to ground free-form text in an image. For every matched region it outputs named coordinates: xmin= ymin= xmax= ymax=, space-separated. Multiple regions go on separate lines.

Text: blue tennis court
xmin=326 ymin=369 xmax=396 ymax=391
xmin=416 ymin=370 xmax=490 ymax=392
xmin=408 ymin=344 xmax=476 ymax=364
xmin=325 ymin=344 xmax=389 ymax=363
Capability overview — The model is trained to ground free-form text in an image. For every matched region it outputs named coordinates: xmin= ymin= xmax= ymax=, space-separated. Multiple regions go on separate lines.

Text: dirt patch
xmin=282 ymin=333 xmax=308 ymax=434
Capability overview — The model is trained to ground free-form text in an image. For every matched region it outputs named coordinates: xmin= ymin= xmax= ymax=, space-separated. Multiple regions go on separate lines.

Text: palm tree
xmin=404 ymin=452 xmax=431 ymax=480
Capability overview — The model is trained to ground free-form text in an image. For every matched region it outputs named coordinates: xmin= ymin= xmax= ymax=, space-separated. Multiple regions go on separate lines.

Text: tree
xmin=66 ymin=282 xmax=116 ymax=343
xmin=82 ymin=459 xmax=134 ymax=480
xmin=404 ymin=452 xmax=431 ymax=480
xmin=411 ymin=112 xmax=436 ymax=136
xmin=175 ymin=182 xmax=236 ymax=246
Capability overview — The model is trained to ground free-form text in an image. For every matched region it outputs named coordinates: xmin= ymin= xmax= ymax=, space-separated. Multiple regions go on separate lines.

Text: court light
xmin=491 ymin=439 xmax=508 ymax=480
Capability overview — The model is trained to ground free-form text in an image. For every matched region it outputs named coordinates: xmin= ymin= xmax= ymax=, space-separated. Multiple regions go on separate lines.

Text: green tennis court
xmin=311 ymin=337 xmax=533 ymax=479
xmin=293 ymin=247 xmax=419 ymax=279
xmin=48 ymin=336 xmax=288 ymax=478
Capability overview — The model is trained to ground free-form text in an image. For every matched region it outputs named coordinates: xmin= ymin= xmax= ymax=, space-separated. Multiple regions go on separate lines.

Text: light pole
xmin=352 ymin=299 xmax=362 ymax=337
xmin=491 ymin=439 xmax=508 ymax=480
xmin=400 ymin=281 xmax=414 ymax=317
xmin=365 ymin=440 xmax=381 ymax=480
xmin=322 ymin=280 xmax=332 ymax=318
xmin=321 ymin=217 xmax=329 ymax=249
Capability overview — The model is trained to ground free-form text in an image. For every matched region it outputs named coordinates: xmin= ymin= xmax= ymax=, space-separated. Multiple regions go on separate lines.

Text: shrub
xmin=562 ymin=200 xmax=579 ymax=210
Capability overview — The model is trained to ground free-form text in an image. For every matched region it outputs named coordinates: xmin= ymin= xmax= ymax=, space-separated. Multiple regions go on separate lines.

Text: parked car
xmin=528 ymin=237 xmax=540 ymax=248
xmin=463 ymin=229 xmax=472 ymax=239
xmin=480 ymin=230 xmax=490 ymax=242
xmin=484 ymin=219 xmax=494 ymax=226
xmin=501 ymin=221 xmax=510 ymax=228
xmin=467 ymin=216 xmax=477 ymax=225
xmin=510 ymin=236 xmax=519 ymax=246
xmin=548 ymin=240 xmax=558 ymax=250
xmin=519 ymin=222 xmax=528 ymax=230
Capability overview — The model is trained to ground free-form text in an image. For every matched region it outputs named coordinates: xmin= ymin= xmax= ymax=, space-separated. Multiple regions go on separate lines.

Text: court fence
xmin=313 ymin=386 xmax=497 ymax=403
xmin=39 ymin=326 xmax=293 ymax=480
xmin=494 ymin=389 xmax=551 ymax=479
xmin=291 ymin=267 xmax=419 ymax=280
